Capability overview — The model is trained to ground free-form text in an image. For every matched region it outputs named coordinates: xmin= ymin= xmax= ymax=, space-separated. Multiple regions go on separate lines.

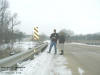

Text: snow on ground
xmin=43 ymin=40 xmax=50 ymax=43
xmin=71 ymin=42 xmax=100 ymax=47
xmin=0 ymin=41 xmax=37 ymax=51
xmin=0 ymin=46 xmax=72 ymax=75
xmin=0 ymin=44 xmax=9 ymax=51
xmin=14 ymin=41 xmax=36 ymax=51
xmin=78 ymin=68 xmax=84 ymax=75
xmin=0 ymin=41 xmax=85 ymax=75
xmin=16 ymin=47 xmax=72 ymax=75
xmin=71 ymin=42 xmax=87 ymax=45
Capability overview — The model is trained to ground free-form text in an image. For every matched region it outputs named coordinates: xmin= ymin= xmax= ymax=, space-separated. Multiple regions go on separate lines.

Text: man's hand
xmin=52 ymin=37 xmax=56 ymax=39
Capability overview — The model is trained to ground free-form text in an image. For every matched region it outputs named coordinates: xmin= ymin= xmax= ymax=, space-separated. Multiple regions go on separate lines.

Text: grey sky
xmin=9 ymin=0 xmax=100 ymax=35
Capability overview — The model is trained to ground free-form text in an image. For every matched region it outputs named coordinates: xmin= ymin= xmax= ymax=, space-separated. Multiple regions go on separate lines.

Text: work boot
xmin=54 ymin=51 xmax=57 ymax=54
xmin=54 ymin=52 xmax=57 ymax=54
xmin=48 ymin=51 xmax=50 ymax=53
xmin=60 ymin=50 xmax=64 ymax=55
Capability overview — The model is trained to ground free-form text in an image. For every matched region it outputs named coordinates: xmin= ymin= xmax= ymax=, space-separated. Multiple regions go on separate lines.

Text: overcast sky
xmin=8 ymin=0 xmax=100 ymax=35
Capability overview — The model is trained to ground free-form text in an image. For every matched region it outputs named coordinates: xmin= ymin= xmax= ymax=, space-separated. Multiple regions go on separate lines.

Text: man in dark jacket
xmin=58 ymin=33 xmax=65 ymax=55
xmin=48 ymin=29 xmax=59 ymax=54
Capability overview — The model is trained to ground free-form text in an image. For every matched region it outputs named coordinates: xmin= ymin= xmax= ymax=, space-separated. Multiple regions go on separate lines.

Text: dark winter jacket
xmin=50 ymin=33 xmax=59 ymax=43
xmin=58 ymin=35 xmax=65 ymax=43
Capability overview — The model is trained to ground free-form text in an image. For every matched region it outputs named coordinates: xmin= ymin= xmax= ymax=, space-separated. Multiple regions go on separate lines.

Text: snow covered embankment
xmin=14 ymin=47 xmax=72 ymax=75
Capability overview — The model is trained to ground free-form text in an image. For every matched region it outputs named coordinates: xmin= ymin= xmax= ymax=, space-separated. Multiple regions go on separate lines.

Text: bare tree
xmin=8 ymin=13 xmax=21 ymax=53
xmin=0 ymin=0 xmax=9 ymax=43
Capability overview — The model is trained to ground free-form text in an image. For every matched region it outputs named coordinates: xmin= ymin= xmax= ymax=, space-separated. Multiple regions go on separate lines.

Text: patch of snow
xmin=0 ymin=41 xmax=37 ymax=51
xmin=0 ymin=44 xmax=8 ymax=51
xmin=71 ymin=42 xmax=100 ymax=47
xmin=43 ymin=40 xmax=50 ymax=43
xmin=14 ymin=41 xmax=36 ymax=51
xmin=78 ymin=68 xmax=84 ymax=75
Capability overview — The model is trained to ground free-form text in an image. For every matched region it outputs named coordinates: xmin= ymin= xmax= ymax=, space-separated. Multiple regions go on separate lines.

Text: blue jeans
xmin=49 ymin=41 xmax=57 ymax=53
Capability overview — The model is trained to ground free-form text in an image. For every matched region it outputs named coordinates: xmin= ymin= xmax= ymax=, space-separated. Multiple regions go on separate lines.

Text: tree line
xmin=39 ymin=29 xmax=100 ymax=43
xmin=71 ymin=33 xmax=100 ymax=41
xmin=0 ymin=0 xmax=25 ymax=44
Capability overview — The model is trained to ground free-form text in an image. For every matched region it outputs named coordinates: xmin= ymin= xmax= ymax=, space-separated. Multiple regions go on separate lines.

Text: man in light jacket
xmin=58 ymin=33 xmax=65 ymax=55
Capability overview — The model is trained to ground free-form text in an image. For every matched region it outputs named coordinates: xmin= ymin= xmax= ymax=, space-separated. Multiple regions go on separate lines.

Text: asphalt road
xmin=63 ymin=43 xmax=100 ymax=75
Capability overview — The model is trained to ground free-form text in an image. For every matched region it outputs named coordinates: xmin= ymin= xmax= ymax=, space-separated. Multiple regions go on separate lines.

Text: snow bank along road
xmin=64 ymin=43 xmax=100 ymax=75
xmin=0 ymin=45 xmax=72 ymax=75
xmin=18 ymin=52 xmax=72 ymax=75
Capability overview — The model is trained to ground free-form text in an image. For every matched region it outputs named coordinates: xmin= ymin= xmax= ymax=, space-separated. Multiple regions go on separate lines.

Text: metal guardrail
xmin=0 ymin=42 xmax=48 ymax=67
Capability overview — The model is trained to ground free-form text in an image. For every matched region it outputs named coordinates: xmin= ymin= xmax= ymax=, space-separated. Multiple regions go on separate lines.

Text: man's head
xmin=54 ymin=29 xmax=56 ymax=33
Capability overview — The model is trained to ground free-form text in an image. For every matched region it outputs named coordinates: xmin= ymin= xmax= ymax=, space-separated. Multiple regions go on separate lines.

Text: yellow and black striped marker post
xmin=33 ymin=27 xmax=39 ymax=40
